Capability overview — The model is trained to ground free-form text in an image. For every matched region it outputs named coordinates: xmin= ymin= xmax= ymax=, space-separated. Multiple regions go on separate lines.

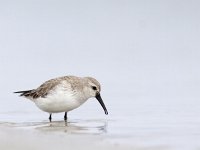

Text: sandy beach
xmin=0 ymin=121 xmax=158 ymax=150
xmin=0 ymin=111 xmax=199 ymax=150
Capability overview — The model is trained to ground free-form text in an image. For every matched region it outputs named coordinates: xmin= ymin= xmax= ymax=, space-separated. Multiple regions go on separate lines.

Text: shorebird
xmin=14 ymin=76 xmax=108 ymax=122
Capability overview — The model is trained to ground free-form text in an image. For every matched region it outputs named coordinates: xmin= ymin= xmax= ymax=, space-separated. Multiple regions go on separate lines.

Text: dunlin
xmin=14 ymin=76 xmax=108 ymax=122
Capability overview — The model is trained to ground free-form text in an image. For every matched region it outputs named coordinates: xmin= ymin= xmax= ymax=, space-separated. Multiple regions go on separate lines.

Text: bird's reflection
xmin=36 ymin=120 xmax=108 ymax=135
xmin=2 ymin=119 xmax=108 ymax=135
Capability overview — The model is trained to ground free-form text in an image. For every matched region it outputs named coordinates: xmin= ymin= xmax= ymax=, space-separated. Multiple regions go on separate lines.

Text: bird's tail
xmin=14 ymin=90 xmax=33 ymax=97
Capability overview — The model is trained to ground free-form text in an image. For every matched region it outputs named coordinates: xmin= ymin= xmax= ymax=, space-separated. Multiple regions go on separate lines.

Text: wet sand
xmin=0 ymin=120 xmax=160 ymax=150
xmin=1 ymin=99 xmax=200 ymax=150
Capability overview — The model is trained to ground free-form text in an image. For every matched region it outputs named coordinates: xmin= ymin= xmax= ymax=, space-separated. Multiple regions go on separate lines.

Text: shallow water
xmin=0 ymin=119 xmax=108 ymax=135
xmin=0 ymin=94 xmax=200 ymax=150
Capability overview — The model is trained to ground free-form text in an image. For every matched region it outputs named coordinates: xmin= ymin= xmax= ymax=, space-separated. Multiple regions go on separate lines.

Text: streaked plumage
xmin=14 ymin=76 xmax=108 ymax=122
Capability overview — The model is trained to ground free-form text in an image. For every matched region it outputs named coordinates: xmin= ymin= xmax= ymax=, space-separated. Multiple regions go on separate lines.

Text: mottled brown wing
xmin=17 ymin=78 xmax=62 ymax=99
xmin=34 ymin=78 xmax=62 ymax=98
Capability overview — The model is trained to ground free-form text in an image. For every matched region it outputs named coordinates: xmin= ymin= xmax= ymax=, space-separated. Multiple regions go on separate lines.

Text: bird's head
xmin=84 ymin=77 xmax=108 ymax=115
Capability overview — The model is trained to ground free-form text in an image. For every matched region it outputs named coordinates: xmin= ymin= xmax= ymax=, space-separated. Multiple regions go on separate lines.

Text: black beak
xmin=95 ymin=93 xmax=108 ymax=115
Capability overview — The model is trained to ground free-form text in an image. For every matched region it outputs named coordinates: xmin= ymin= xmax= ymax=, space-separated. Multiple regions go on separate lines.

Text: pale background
xmin=0 ymin=0 xmax=200 ymax=149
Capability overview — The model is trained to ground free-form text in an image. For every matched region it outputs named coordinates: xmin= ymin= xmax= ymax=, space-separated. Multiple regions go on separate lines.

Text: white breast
xmin=33 ymin=84 xmax=88 ymax=113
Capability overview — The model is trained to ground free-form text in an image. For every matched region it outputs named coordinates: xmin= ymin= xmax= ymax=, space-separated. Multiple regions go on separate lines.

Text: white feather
xmin=34 ymin=83 xmax=87 ymax=113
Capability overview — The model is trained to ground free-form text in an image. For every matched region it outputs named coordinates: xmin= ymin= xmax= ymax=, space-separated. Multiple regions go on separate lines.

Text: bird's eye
xmin=92 ymin=86 xmax=97 ymax=90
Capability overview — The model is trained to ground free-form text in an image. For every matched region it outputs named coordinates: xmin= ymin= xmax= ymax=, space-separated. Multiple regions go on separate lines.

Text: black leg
xmin=64 ymin=112 xmax=67 ymax=121
xmin=49 ymin=113 xmax=52 ymax=122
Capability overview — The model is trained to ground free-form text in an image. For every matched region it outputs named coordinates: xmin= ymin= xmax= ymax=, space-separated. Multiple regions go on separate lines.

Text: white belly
xmin=33 ymin=87 xmax=87 ymax=113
